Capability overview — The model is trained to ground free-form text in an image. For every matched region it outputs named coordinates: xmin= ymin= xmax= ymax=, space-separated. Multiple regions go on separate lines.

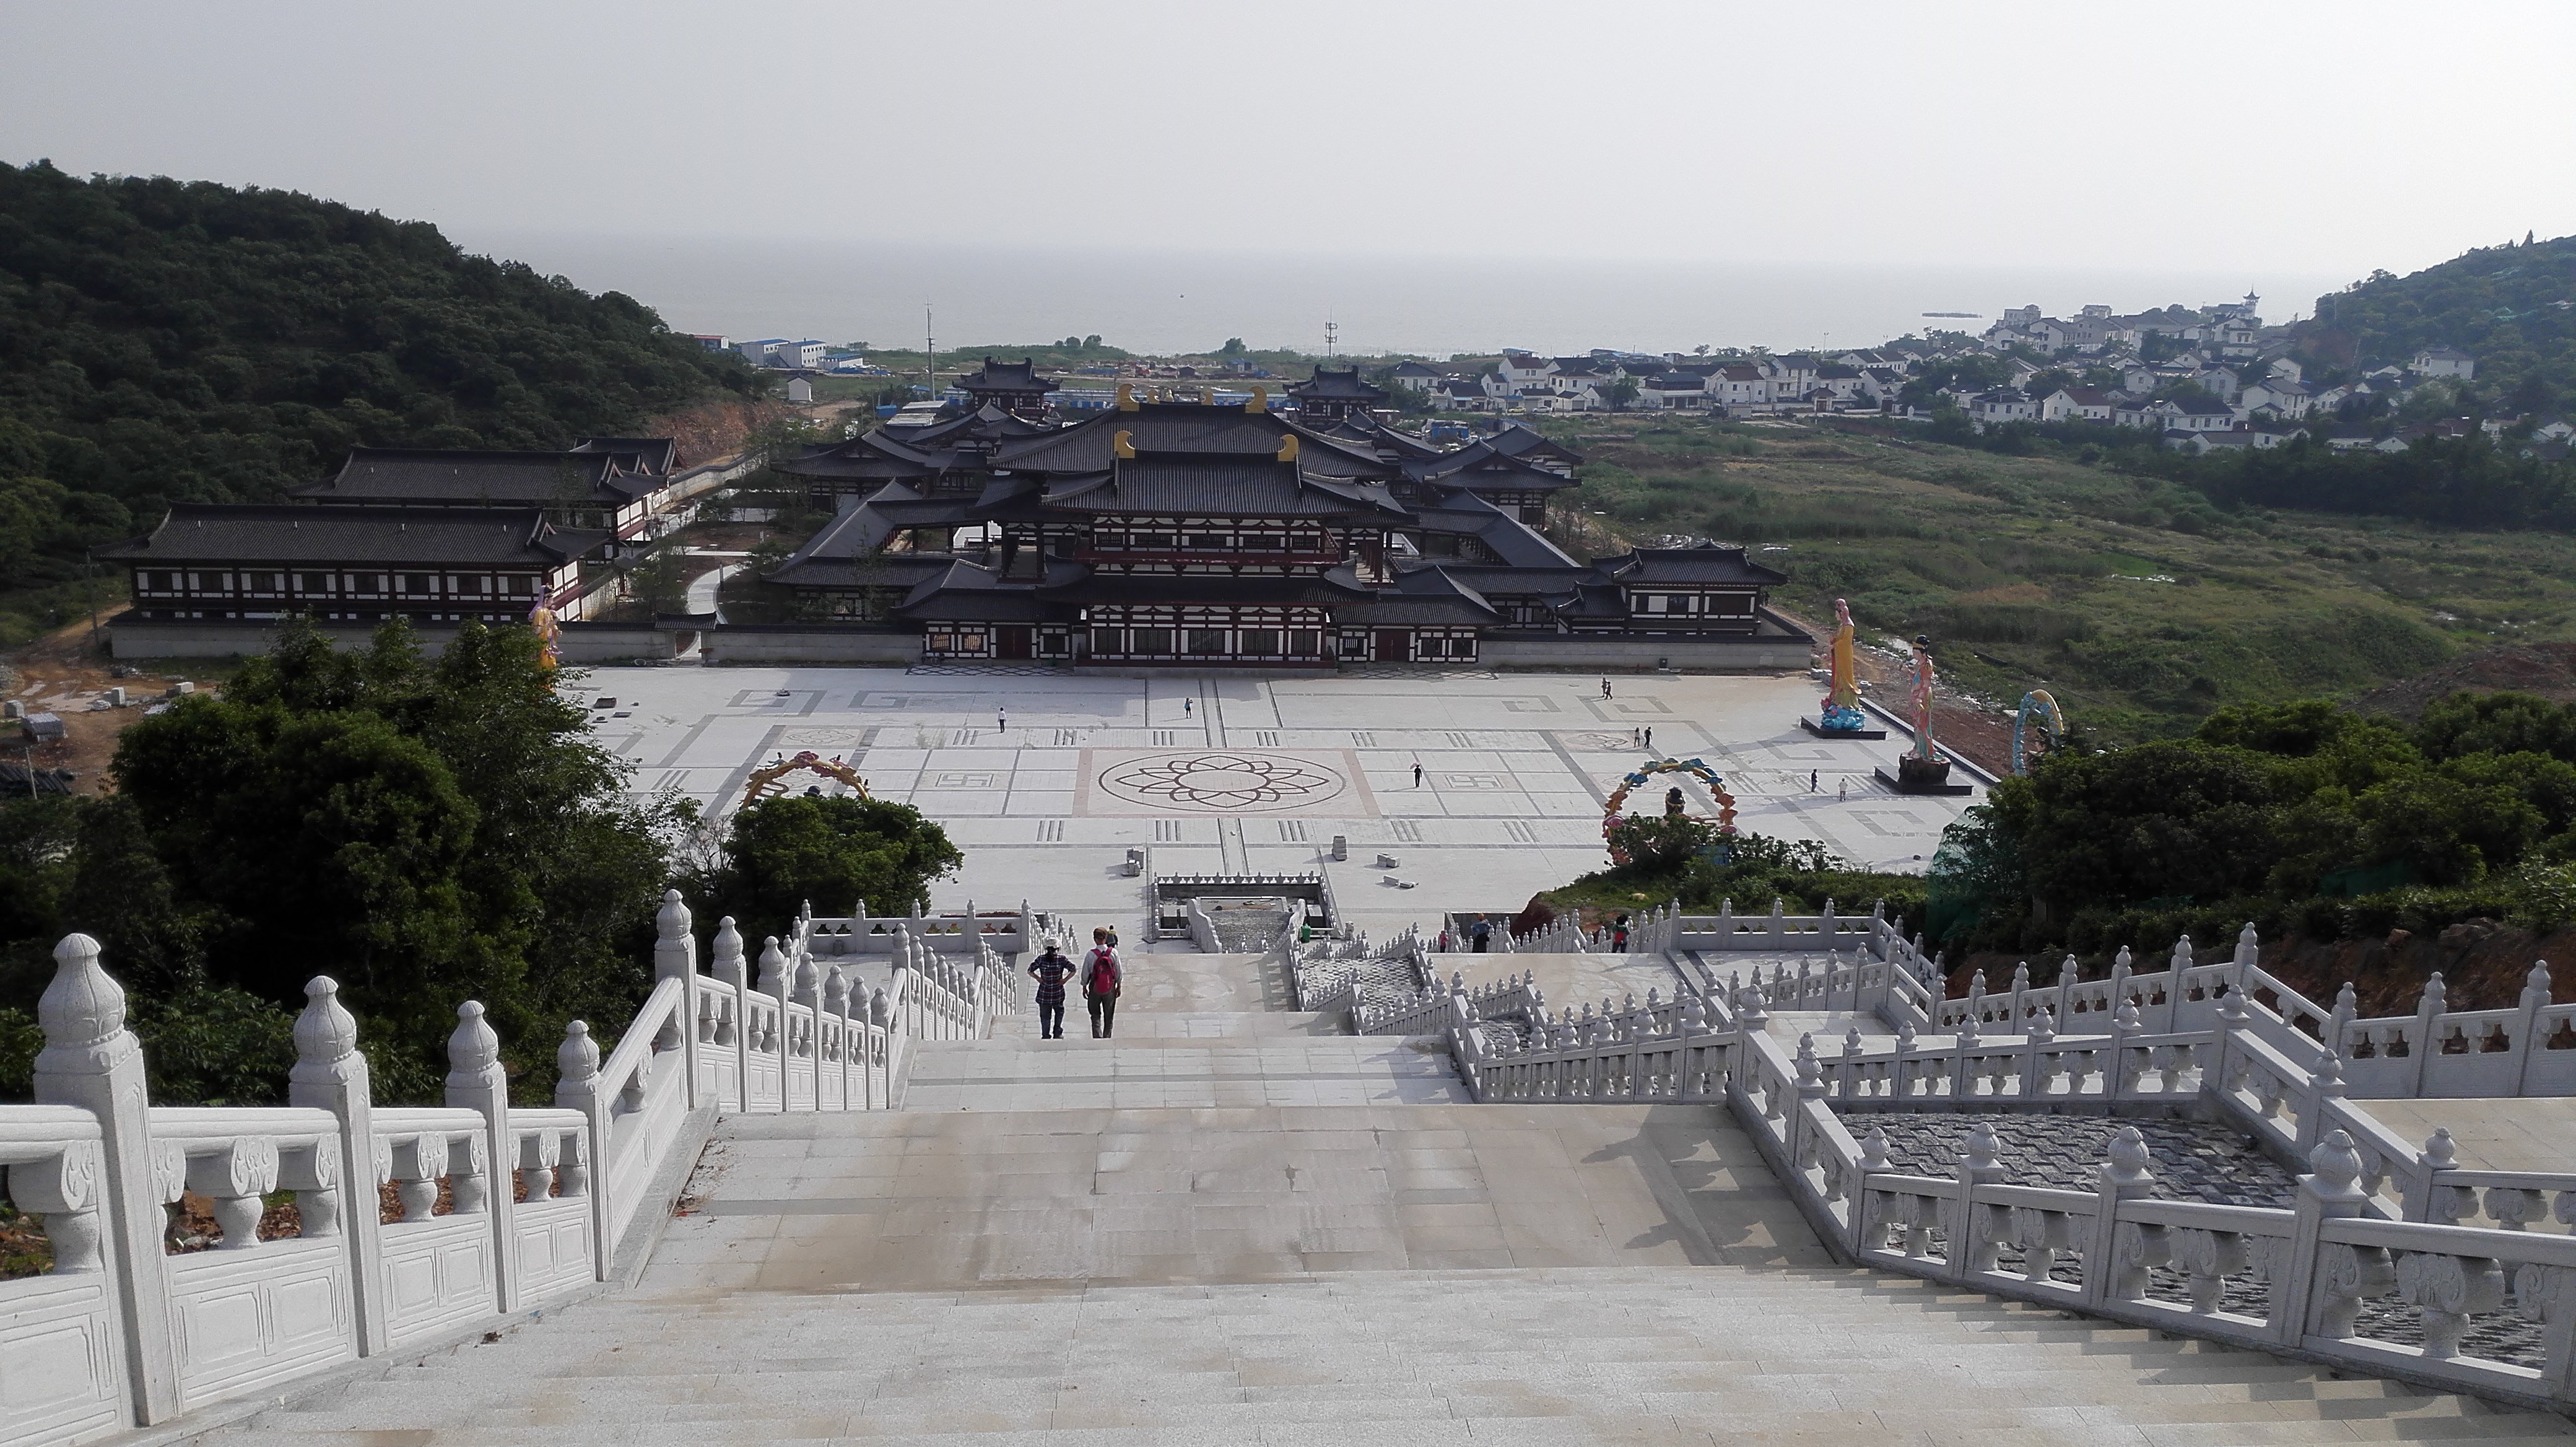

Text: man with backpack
xmin=1082 ymin=927 xmax=1123 ymax=1038
xmin=1027 ymin=941 xmax=1075 ymax=1039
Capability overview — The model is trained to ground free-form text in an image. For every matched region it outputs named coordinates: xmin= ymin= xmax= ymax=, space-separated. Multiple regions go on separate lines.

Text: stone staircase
xmin=201 ymin=951 xmax=2576 ymax=1446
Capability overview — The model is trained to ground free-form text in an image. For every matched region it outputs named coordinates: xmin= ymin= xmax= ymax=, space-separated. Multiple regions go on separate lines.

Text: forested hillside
xmin=2292 ymin=234 xmax=2576 ymax=414
xmin=0 ymin=160 xmax=757 ymax=593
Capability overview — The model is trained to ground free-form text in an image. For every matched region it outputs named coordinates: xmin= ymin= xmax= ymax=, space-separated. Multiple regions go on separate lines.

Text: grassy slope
xmin=1541 ymin=414 xmax=2576 ymax=740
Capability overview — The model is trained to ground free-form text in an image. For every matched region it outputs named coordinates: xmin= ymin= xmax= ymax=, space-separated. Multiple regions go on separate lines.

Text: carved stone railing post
xmin=288 ymin=974 xmax=389 ymax=1355
xmin=2411 ymin=973 xmax=2448 ymax=1097
xmin=2516 ymin=960 xmax=2554 ymax=1095
xmin=712 ymin=917 xmax=749 ymax=1111
xmin=2277 ymin=1128 xmax=2377 ymax=1349
xmin=554 ymin=1020 xmax=609 ymax=1279
xmin=33 ymin=933 xmax=180 ymax=1423
xmin=1951 ymin=1121 xmax=2006 ymax=1279
xmin=2086 ymin=1126 xmax=2159 ymax=1305
xmin=824 ymin=966 xmax=849 ymax=1109
xmin=445 ymin=999 xmax=520 ymax=1308
xmin=653 ymin=890 xmax=702 ymax=1109
xmin=759 ymin=935 xmax=791 ymax=1104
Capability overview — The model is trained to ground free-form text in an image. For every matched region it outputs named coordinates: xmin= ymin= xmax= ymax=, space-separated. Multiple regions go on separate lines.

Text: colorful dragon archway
xmin=1602 ymin=757 xmax=1738 ymax=865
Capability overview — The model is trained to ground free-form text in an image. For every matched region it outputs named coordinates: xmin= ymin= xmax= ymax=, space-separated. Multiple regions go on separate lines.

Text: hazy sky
xmin=5 ymin=1 xmax=2570 ymax=349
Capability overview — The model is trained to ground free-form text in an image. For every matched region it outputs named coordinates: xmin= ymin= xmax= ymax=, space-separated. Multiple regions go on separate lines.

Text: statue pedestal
xmin=1877 ymin=754 xmax=1974 ymax=796
xmin=1800 ymin=716 xmax=1887 ymax=741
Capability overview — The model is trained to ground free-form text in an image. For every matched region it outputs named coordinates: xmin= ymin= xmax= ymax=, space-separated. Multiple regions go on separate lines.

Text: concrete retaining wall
xmin=1481 ymin=634 xmax=1804 ymax=671
xmin=108 ymin=619 xmax=680 ymax=662
xmin=705 ymin=626 xmax=920 ymax=665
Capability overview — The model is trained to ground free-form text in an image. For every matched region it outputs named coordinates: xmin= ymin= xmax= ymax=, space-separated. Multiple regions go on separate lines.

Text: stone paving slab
xmin=2349 ymin=1096 xmax=2576 ymax=1173
xmin=661 ymin=1103 xmax=1829 ymax=1293
xmin=227 ymin=1269 xmax=2576 ymax=1445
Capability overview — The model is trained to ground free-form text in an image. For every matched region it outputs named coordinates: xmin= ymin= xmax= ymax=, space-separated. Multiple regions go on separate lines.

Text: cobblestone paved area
xmin=1848 ymin=1111 xmax=2298 ymax=1206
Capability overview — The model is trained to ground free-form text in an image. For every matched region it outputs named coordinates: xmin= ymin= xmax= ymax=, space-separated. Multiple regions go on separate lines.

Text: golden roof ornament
xmin=1276 ymin=434 xmax=1299 ymax=462
xmin=1247 ymin=385 xmax=1269 ymax=413
xmin=1113 ymin=431 xmax=1136 ymax=458
xmin=1115 ymin=382 xmax=1138 ymax=412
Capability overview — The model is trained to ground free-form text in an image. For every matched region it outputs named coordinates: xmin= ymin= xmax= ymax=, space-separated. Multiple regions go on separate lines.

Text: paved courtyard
xmin=574 ymin=667 xmax=1973 ymax=940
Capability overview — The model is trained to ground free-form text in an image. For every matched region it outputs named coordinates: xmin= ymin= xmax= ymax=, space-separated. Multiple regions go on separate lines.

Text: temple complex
xmin=768 ymin=365 xmax=1806 ymax=668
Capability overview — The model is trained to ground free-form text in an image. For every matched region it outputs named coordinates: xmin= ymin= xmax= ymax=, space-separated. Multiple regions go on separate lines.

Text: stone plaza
xmin=580 ymin=665 xmax=1975 ymax=944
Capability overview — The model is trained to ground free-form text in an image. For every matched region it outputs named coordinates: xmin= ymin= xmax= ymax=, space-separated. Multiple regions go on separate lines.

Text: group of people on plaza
xmin=1025 ymin=927 xmax=1123 ymax=1039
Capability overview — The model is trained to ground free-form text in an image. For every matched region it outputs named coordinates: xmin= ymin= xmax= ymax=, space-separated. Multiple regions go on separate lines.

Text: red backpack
xmin=1086 ymin=948 xmax=1121 ymax=994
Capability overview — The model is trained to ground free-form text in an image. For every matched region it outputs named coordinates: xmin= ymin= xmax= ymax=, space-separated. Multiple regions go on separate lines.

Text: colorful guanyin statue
xmin=1817 ymin=597 xmax=1868 ymax=734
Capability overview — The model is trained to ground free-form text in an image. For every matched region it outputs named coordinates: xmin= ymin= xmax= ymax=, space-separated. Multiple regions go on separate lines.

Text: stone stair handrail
xmin=0 ymin=887 xmax=1012 ymax=1445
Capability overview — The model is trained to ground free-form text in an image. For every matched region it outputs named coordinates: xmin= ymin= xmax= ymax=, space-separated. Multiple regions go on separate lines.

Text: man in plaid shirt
xmin=1027 ymin=942 xmax=1075 ymax=1039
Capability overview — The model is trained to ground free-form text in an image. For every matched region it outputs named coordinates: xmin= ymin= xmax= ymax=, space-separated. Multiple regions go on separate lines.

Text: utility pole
xmin=923 ymin=304 xmax=936 ymax=404
xmin=1324 ymin=320 xmax=1338 ymax=358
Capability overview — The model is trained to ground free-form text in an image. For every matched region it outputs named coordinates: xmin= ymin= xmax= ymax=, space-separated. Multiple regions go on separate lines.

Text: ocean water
xmin=455 ymin=229 xmax=2355 ymax=360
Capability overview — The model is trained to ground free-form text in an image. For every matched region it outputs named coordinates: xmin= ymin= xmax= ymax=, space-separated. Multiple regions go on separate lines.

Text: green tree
xmin=1983 ymin=741 xmax=2282 ymax=913
xmin=695 ymin=795 xmax=963 ymax=943
xmin=2416 ymin=691 xmax=2576 ymax=764
xmin=109 ymin=619 xmax=684 ymax=1101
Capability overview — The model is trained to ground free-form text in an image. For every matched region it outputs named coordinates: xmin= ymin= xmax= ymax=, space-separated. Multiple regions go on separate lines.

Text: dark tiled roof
xmin=1406 ymin=444 xmax=1578 ymax=492
xmin=301 ymin=448 xmax=655 ymax=505
xmin=1045 ymin=453 xmax=1409 ymax=518
xmin=1593 ymin=544 xmax=1787 ymax=587
xmin=955 ymin=358 xmax=1060 ymax=395
xmin=1285 ymin=366 xmax=1390 ymax=403
xmin=570 ymin=437 xmax=679 ymax=474
xmin=993 ymin=404 xmax=1395 ymax=481
xmin=97 ymin=505 xmax=607 ymax=566
xmin=1481 ymin=424 xmax=1583 ymax=466
xmin=890 ymin=559 xmax=1064 ymax=621
xmin=1334 ymin=566 xmax=1500 ymax=626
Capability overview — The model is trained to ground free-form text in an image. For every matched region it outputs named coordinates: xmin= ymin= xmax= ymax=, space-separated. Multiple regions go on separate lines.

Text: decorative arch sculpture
xmin=740 ymin=751 xmax=872 ymax=809
xmin=1601 ymin=758 xmax=1738 ymax=865
xmin=2012 ymin=689 xmax=2066 ymax=776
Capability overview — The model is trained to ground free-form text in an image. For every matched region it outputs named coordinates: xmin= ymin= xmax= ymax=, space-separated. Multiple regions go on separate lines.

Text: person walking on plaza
xmin=1082 ymin=927 xmax=1123 ymax=1038
xmin=1643 ymin=727 xmax=1653 ymax=753
xmin=1183 ymin=696 xmax=1193 ymax=716
xmin=1470 ymin=918 xmax=1492 ymax=953
xmin=1413 ymin=761 xmax=1424 ymax=787
xmin=997 ymin=703 xmax=1007 ymax=733
xmin=1838 ymin=776 xmax=1848 ymax=802
xmin=1810 ymin=769 xmax=1819 ymax=792
xmin=1601 ymin=678 xmax=1612 ymax=700
xmin=1028 ymin=940 xmax=1074 ymax=1039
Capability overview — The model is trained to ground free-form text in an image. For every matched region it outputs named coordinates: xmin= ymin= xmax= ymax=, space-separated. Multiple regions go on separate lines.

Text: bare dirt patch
xmin=0 ymin=607 xmax=215 ymax=795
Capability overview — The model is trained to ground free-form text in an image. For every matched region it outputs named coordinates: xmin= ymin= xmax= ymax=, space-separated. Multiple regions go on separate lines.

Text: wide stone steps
xmin=224 ymin=1267 xmax=2573 ymax=1445
xmin=175 ymin=963 xmax=2576 ymax=1447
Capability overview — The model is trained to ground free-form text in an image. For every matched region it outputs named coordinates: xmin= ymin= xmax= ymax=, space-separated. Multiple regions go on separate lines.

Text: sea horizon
xmin=451 ymin=229 xmax=2357 ymax=361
